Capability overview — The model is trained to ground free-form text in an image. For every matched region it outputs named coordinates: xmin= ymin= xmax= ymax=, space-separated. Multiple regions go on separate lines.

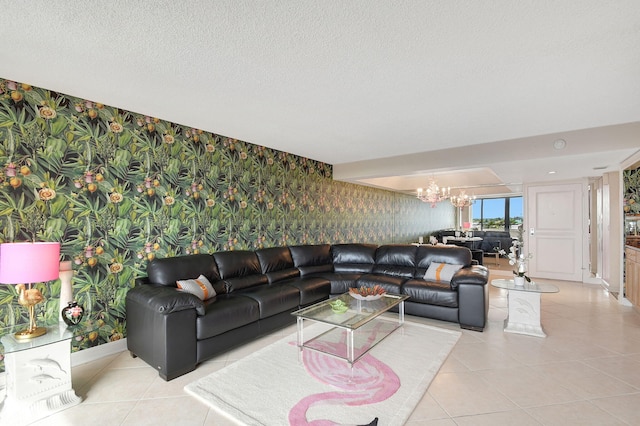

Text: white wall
xmin=602 ymin=172 xmax=622 ymax=291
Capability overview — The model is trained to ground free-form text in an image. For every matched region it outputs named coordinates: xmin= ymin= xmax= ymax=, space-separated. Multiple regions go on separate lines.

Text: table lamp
xmin=463 ymin=222 xmax=472 ymax=237
xmin=0 ymin=241 xmax=61 ymax=340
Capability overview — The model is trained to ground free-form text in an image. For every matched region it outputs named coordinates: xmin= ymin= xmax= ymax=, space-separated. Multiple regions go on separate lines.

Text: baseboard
xmin=71 ymin=338 xmax=128 ymax=366
xmin=583 ymin=273 xmax=603 ymax=285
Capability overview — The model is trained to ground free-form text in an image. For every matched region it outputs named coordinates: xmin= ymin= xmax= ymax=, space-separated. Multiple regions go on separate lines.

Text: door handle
xmin=530 ymin=228 xmax=535 ymax=235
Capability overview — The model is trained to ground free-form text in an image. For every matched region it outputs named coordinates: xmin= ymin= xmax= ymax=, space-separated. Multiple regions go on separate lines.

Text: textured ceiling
xmin=2 ymin=1 xmax=639 ymax=195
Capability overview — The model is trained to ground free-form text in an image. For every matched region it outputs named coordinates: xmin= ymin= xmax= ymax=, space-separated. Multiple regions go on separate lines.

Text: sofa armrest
xmin=453 ymin=265 xmax=489 ymax=331
xmin=450 ymin=265 xmax=489 ymax=290
xmin=457 ymin=281 xmax=489 ymax=331
xmin=126 ymin=284 xmax=205 ymax=316
xmin=126 ymin=284 xmax=199 ymax=380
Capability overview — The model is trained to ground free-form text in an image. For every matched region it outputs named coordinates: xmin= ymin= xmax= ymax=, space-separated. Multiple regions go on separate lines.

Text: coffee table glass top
xmin=292 ymin=292 xmax=409 ymax=330
xmin=491 ymin=278 xmax=559 ymax=293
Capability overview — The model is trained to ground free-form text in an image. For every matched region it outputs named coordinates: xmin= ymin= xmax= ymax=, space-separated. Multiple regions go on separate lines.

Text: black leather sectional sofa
xmin=126 ymin=243 xmax=489 ymax=380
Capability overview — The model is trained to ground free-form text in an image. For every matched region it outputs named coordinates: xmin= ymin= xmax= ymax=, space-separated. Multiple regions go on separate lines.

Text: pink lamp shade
xmin=0 ymin=242 xmax=61 ymax=284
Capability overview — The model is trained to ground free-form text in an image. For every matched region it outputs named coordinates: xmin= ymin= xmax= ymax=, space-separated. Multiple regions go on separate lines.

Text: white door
xmin=526 ymin=182 xmax=584 ymax=281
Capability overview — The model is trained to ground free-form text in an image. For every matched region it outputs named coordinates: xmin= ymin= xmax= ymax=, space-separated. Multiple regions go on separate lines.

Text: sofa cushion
xmin=213 ymin=250 xmax=262 ymax=278
xmin=196 ymin=294 xmax=260 ymax=340
xmin=213 ymin=250 xmax=268 ymax=292
xmin=223 ymin=275 xmax=269 ymax=292
xmin=334 ymin=263 xmax=375 ymax=273
xmin=298 ymin=264 xmax=334 ymax=275
xmin=255 ymin=246 xmax=301 ymax=283
xmin=331 ymin=243 xmax=377 ymax=273
xmin=372 ymin=245 xmax=417 ymax=278
xmin=314 ymin=272 xmax=362 ymax=294
xmin=289 ymin=244 xmax=333 ymax=276
xmin=265 ymin=268 xmax=300 ymax=284
xmin=277 ymin=277 xmax=331 ymax=305
xmin=256 ymin=247 xmax=295 ymax=273
xmin=356 ymin=273 xmax=407 ymax=295
xmin=414 ymin=245 xmax=471 ymax=278
xmin=424 ymin=263 xmax=463 ymax=283
xmin=402 ymin=279 xmax=458 ymax=308
xmin=238 ymin=283 xmax=301 ymax=319
xmin=176 ymin=275 xmax=217 ymax=300
xmin=147 ymin=254 xmax=221 ymax=289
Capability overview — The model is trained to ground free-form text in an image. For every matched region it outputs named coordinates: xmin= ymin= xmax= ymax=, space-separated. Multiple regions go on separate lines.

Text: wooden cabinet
xmin=626 ymin=246 xmax=640 ymax=306
xmin=626 ymin=215 xmax=640 ymax=248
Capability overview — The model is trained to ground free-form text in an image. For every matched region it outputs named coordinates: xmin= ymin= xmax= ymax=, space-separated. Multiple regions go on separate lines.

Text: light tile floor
xmin=28 ymin=273 xmax=640 ymax=425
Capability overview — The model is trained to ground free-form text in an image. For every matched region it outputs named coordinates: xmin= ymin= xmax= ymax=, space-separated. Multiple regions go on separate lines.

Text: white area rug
xmin=185 ymin=320 xmax=460 ymax=426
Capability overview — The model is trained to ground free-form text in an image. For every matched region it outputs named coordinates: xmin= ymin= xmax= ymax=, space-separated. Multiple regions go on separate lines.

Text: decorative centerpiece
xmin=498 ymin=232 xmax=533 ymax=286
xmin=349 ymin=285 xmax=386 ymax=300
xmin=511 ymin=256 xmax=532 ymax=286
xmin=329 ymin=299 xmax=349 ymax=314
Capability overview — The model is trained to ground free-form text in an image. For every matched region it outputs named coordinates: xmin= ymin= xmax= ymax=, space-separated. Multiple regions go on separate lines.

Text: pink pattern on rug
xmin=288 ymin=324 xmax=401 ymax=425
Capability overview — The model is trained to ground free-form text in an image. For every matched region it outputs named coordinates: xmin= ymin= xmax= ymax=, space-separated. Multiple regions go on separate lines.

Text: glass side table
xmin=0 ymin=320 xmax=96 ymax=425
xmin=491 ymin=279 xmax=559 ymax=338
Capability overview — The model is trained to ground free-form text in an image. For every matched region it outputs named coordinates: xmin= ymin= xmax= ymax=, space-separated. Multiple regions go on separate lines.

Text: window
xmin=509 ymin=197 xmax=523 ymax=229
xmin=472 ymin=196 xmax=523 ymax=231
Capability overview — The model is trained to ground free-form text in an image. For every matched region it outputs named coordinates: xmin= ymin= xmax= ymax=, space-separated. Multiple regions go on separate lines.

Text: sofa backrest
xmin=146 ymin=254 xmax=225 ymax=292
xmin=255 ymin=246 xmax=301 ymax=283
xmin=331 ymin=243 xmax=377 ymax=273
xmin=212 ymin=250 xmax=268 ymax=292
xmin=288 ymin=244 xmax=333 ymax=276
xmin=414 ymin=245 xmax=471 ymax=278
xmin=143 ymin=243 xmax=477 ymax=291
xmin=372 ymin=245 xmax=417 ymax=278
xmin=479 ymin=230 xmax=513 ymax=252
xmin=435 ymin=230 xmax=457 ymax=242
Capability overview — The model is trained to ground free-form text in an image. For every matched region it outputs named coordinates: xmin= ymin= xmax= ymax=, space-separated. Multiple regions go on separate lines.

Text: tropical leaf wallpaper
xmin=0 ymin=78 xmax=453 ymax=362
xmin=624 ymin=168 xmax=640 ymax=215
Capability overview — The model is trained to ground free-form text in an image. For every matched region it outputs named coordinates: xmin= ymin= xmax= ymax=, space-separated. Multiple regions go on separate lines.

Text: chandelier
xmin=450 ymin=190 xmax=476 ymax=208
xmin=417 ymin=178 xmax=450 ymax=207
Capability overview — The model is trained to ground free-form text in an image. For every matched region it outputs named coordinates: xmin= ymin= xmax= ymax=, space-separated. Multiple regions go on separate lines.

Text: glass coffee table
xmin=292 ymin=292 xmax=409 ymax=366
xmin=491 ymin=278 xmax=559 ymax=337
